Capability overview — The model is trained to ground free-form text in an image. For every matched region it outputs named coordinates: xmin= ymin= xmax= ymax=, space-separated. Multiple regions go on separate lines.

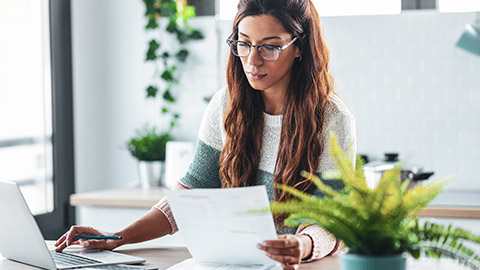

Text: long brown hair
xmin=220 ymin=0 xmax=334 ymax=214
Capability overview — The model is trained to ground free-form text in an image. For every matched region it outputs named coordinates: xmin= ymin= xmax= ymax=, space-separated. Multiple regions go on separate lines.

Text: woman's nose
xmin=247 ymin=46 xmax=263 ymax=66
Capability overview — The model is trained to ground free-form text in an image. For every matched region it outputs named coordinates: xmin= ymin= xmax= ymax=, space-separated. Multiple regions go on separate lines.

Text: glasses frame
xmin=226 ymin=30 xmax=298 ymax=61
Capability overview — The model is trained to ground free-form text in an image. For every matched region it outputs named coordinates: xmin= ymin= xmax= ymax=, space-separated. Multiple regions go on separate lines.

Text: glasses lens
xmin=258 ymin=46 xmax=279 ymax=61
xmin=232 ymin=41 xmax=249 ymax=57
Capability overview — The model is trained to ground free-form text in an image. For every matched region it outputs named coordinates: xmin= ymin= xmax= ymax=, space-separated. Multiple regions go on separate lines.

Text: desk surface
xmin=70 ymin=188 xmax=480 ymax=219
xmin=0 ymin=242 xmax=472 ymax=270
xmin=0 ymin=241 xmax=338 ymax=270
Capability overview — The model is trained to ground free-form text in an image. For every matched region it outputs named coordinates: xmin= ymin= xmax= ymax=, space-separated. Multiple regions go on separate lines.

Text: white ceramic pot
xmin=137 ymin=160 xmax=165 ymax=189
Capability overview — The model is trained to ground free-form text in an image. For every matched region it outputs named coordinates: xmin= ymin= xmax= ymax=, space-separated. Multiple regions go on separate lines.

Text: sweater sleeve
xmin=318 ymin=105 xmax=357 ymax=172
xmin=179 ymin=87 xmax=227 ymax=189
xmin=297 ymin=225 xmax=346 ymax=262
xmin=152 ymin=181 xmax=191 ymax=234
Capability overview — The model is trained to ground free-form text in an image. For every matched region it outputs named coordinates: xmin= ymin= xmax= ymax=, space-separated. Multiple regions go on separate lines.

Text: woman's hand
xmin=257 ymin=234 xmax=312 ymax=270
xmin=54 ymin=226 xmax=122 ymax=252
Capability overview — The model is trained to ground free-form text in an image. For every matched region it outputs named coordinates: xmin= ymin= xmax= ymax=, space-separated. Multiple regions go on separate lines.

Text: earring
xmin=296 ymin=56 xmax=302 ymax=62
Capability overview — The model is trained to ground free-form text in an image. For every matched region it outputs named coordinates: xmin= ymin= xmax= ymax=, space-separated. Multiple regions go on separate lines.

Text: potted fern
xmin=127 ymin=126 xmax=172 ymax=188
xmin=268 ymin=135 xmax=480 ymax=270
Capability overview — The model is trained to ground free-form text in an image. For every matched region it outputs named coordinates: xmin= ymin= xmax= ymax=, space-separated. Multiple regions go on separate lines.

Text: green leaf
xmin=161 ymin=69 xmax=174 ymax=82
xmin=182 ymin=6 xmax=196 ymax=20
xmin=146 ymin=85 xmax=158 ymax=98
xmin=143 ymin=0 xmax=155 ymax=14
xmin=159 ymin=2 xmax=177 ymax=17
xmin=161 ymin=107 xmax=168 ymax=114
xmin=166 ymin=18 xmax=178 ymax=33
xmin=173 ymin=113 xmax=179 ymax=119
xmin=163 ymin=90 xmax=175 ymax=102
xmin=145 ymin=16 xmax=158 ymax=29
xmin=189 ymin=29 xmax=204 ymax=40
xmin=146 ymin=40 xmax=160 ymax=61
xmin=175 ymin=49 xmax=189 ymax=62
xmin=176 ymin=30 xmax=190 ymax=44
xmin=170 ymin=121 xmax=175 ymax=128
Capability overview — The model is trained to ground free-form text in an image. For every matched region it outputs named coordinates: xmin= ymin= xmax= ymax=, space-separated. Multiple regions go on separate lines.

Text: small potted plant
xmin=267 ymin=135 xmax=480 ymax=270
xmin=127 ymin=126 xmax=172 ymax=188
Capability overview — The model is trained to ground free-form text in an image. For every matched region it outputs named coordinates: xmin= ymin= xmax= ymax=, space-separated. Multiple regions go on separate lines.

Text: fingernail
xmin=82 ymin=242 xmax=89 ymax=247
xmin=66 ymin=241 xmax=69 ymax=246
xmin=256 ymin=244 xmax=262 ymax=249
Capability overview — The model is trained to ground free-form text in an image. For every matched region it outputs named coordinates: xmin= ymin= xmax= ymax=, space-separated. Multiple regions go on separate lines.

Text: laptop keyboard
xmin=83 ymin=265 xmax=157 ymax=270
xmin=50 ymin=250 xmax=102 ymax=267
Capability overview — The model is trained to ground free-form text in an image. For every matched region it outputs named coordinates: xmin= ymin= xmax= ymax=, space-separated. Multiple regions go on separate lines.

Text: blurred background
xmin=0 ymin=0 xmax=479 ymax=239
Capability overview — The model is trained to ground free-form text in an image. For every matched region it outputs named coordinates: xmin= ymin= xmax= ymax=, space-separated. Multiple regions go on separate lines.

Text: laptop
xmin=0 ymin=181 xmax=146 ymax=269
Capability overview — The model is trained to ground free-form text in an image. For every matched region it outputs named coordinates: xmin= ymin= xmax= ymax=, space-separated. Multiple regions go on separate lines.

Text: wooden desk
xmin=0 ymin=241 xmax=338 ymax=270
xmin=0 ymin=242 xmax=471 ymax=270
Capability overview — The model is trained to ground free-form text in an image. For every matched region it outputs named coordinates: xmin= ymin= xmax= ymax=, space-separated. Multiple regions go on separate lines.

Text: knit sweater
xmin=153 ymin=86 xmax=356 ymax=261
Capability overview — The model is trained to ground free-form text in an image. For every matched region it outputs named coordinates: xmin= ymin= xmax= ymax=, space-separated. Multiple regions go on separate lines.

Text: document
xmin=165 ymin=186 xmax=279 ymax=267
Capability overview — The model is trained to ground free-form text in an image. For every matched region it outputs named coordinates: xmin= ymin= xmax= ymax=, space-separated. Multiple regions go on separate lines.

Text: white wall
xmin=72 ymin=1 xmax=480 ymax=193
xmin=322 ymin=11 xmax=480 ymax=191
xmin=71 ymin=0 xmax=216 ymax=192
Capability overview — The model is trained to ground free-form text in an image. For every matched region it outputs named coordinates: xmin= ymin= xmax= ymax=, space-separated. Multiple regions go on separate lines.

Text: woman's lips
xmin=247 ymin=72 xmax=267 ymax=81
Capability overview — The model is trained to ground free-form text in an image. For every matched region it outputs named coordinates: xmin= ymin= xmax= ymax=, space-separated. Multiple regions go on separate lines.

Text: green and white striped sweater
xmin=154 ymin=86 xmax=356 ymax=260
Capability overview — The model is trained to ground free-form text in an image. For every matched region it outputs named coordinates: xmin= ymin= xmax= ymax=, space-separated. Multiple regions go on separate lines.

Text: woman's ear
xmin=295 ymin=48 xmax=301 ymax=58
xmin=294 ymin=47 xmax=302 ymax=59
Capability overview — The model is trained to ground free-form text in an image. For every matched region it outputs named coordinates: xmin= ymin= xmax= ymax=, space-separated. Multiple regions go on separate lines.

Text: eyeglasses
xmin=226 ymin=30 xmax=298 ymax=61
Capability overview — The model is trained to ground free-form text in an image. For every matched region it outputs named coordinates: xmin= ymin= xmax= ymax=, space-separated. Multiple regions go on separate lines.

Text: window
xmin=438 ymin=0 xmax=480 ymax=12
xmin=0 ymin=0 xmax=75 ymax=239
xmin=0 ymin=0 xmax=53 ymax=216
xmin=402 ymin=0 xmax=436 ymax=10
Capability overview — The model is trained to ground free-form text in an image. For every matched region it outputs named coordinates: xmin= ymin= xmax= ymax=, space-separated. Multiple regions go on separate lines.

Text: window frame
xmin=34 ymin=0 xmax=75 ymax=240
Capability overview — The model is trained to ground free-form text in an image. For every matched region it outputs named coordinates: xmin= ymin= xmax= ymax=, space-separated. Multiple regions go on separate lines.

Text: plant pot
xmin=341 ymin=253 xmax=407 ymax=270
xmin=137 ymin=160 xmax=165 ymax=189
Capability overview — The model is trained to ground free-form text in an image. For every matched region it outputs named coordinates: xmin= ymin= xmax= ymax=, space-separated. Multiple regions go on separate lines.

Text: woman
xmin=55 ymin=0 xmax=356 ymax=269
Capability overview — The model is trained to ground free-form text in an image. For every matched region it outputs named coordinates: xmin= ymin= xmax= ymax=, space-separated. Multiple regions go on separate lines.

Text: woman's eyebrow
xmin=239 ymin=32 xmax=282 ymax=41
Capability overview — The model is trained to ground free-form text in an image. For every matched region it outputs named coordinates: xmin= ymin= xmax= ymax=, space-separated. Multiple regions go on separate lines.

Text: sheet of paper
xmin=166 ymin=258 xmax=282 ymax=270
xmin=165 ymin=186 xmax=278 ymax=265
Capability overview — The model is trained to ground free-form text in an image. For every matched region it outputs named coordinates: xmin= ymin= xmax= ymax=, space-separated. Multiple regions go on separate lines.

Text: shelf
xmin=70 ymin=188 xmax=165 ymax=208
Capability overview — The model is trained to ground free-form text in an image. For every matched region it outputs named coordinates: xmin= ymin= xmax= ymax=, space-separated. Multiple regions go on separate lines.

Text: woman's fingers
xmin=66 ymin=226 xmax=102 ymax=246
xmin=77 ymin=239 xmax=114 ymax=250
xmin=266 ymin=253 xmax=299 ymax=264
xmin=54 ymin=226 xmax=103 ymax=252
xmin=54 ymin=240 xmax=68 ymax=252
xmin=261 ymin=246 xmax=301 ymax=257
xmin=54 ymin=233 xmax=67 ymax=247
xmin=281 ymin=263 xmax=299 ymax=270
xmin=258 ymin=234 xmax=302 ymax=269
xmin=260 ymin=235 xmax=302 ymax=256
xmin=263 ymin=235 xmax=298 ymax=248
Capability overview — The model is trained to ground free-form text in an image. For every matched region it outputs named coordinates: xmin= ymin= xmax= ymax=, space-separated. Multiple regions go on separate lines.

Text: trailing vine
xmin=143 ymin=0 xmax=204 ymax=129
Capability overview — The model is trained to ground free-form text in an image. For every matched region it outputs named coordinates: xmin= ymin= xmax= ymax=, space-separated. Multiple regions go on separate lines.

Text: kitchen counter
xmin=70 ymin=188 xmax=480 ymax=219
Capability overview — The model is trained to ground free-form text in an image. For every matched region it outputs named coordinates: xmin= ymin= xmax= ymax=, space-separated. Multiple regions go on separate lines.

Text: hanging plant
xmin=142 ymin=0 xmax=204 ymax=129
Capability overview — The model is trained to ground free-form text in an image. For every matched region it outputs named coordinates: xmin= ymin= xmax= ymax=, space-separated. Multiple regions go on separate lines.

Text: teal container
xmin=456 ymin=24 xmax=480 ymax=56
xmin=341 ymin=253 xmax=407 ymax=270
